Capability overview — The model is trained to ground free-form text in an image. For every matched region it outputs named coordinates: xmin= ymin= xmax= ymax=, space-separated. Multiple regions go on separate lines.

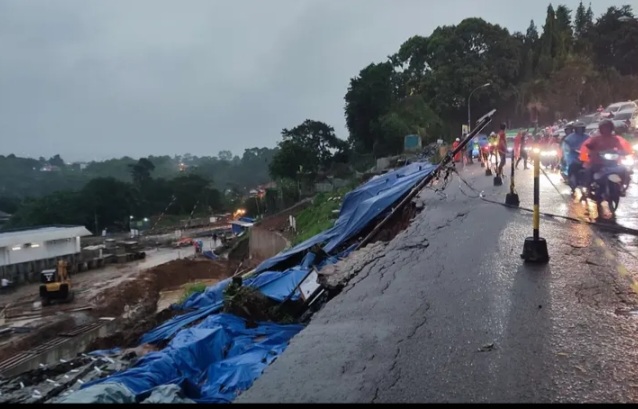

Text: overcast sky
xmin=0 ymin=0 xmax=620 ymax=162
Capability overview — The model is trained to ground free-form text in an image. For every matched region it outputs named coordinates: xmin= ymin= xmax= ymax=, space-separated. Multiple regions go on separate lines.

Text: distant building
xmin=73 ymin=162 xmax=88 ymax=170
xmin=0 ymin=226 xmax=92 ymax=283
xmin=39 ymin=164 xmax=61 ymax=172
xmin=230 ymin=217 xmax=255 ymax=236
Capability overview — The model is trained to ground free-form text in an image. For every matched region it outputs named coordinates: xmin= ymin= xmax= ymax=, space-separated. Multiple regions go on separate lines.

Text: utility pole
xmin=467 ymin=83 xmax=492 ymax=129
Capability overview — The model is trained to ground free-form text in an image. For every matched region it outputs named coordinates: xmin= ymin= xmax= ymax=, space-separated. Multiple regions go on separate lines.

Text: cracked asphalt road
xmin=236 ymin=160 xmax=638 ymax=404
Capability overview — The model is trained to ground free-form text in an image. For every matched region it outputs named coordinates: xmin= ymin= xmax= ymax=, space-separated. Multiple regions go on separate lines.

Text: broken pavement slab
xmin=317 ymin=241 xmax=386 ymax=290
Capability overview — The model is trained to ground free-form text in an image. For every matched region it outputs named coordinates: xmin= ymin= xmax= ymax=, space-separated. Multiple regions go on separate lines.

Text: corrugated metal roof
xmin=230 ymin=220 xmax=254 ymax=228
xmin=0 ymin=226 xmax=92 ymax=248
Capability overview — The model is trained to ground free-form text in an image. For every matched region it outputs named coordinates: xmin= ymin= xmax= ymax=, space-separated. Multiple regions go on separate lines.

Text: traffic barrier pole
xmin=505 ymin=149 xmax=520 ymax=206
xmin=356 ymin=110 xmax=497 ymax=251
xmin=521 ymin=147 xmax=549 ymax=263
xmin=493 ymin=149 xmax=503 ymax=186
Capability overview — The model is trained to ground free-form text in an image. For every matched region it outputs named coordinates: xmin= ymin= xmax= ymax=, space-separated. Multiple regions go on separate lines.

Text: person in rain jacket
xmin=452 ymin=138 xmax=462 ymax=162
xmin=496 ymin=123 xmax=508 ymax=176
xmin=562 ymin=121 xmax=589 ymax=193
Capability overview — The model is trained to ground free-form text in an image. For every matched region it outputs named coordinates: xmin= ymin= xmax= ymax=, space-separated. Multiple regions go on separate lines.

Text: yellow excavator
xmin=39 ymin=259 xmax=75 ymax=306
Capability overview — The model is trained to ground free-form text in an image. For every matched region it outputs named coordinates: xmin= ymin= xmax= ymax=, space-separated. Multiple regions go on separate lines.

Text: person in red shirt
xmin=513 ymin=130 xmax=522 ymax=162
xmin=580 ymin=119 xmax=633 ymax=187
xmin=497 ymin=123 xmax=508 ymax=176
xmin=452 ymin=138 xmax=462 ymax=162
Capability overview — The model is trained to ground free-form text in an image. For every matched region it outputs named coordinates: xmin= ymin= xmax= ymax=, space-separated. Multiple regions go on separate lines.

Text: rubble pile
xmin=318 ymin=241 xmax=387 ymax=290
xmin=222 ymin=280 xmax=298 ymax=325
xmin=0 ymin=349 xmax=148 ymax=403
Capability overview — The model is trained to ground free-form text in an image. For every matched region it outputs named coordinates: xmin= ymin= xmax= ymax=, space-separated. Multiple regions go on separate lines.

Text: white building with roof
xmin=0 ymin=226 xmax=92 ymax=283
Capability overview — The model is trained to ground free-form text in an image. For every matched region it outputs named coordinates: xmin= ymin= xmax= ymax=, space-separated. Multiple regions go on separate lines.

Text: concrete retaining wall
xmin=248 ymin=227 xmax=289 ymax=262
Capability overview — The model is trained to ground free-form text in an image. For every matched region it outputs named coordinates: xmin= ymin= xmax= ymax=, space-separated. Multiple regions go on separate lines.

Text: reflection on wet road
xmin=512 ymin=161 xmax=638 ymax=260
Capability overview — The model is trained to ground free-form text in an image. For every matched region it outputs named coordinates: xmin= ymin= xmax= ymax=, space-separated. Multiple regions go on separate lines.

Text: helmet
xmin=598 ymin=119 xmax=615 ymax=132
xmin=572 ymin=121 xmax=586 ymax=130
xmin=455 ymin=138 xmax=460 ymax=142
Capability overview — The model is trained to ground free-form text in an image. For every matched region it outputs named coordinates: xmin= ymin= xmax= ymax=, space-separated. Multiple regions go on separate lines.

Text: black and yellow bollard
xmin=493 ymin=150 xmax=503 ymax=186
xmin=505 ymin=149 xmax=520 ymax=206
xmin=521 ymin=147 xmax=549 ymax=263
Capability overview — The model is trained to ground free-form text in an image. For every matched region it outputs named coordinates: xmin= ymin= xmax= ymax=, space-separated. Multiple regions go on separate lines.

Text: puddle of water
xmin=155 ymin=278 xmax=220 ymax=312
xmin=156 ymin=290 xmax=182 ymax=312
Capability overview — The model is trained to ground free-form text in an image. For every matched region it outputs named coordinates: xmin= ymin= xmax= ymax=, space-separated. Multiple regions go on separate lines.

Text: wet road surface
xmin=236 ymin=161 xmax=638 ymax=403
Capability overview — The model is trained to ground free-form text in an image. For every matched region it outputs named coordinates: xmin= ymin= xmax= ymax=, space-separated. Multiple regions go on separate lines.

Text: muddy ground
xmin=0 ymin=256 xmax=236 ymax=364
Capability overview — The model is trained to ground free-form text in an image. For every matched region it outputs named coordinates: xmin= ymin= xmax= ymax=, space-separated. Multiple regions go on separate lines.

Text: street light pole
xmin=467 ymin=83 xmax=491 ymax=131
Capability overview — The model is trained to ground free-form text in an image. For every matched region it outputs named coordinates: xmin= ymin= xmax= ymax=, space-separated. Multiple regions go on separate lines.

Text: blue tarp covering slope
xmin=74 ymin=160 xmax=435 ymax=403
xmin=83 ymin=314 xmax=303 ymax=403
xmin=254 ymin=161 xmax=436 ymax=273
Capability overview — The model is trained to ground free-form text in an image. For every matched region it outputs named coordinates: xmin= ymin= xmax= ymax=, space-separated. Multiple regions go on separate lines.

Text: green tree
xmin=128 ymin=157 xmax=155 ymax=187
xmin=79 ymin=177 xmax=139 ymax=231
xmin=591 ymin=6 xmax=638 ymax=76
xmin=344 ymin=62 xmax=397 ymax=153
xmin=554 ymin=5 xmax=574 ymax=58
xmin=537 ymin=5 xmax=558 ymax=76
xmin=218 ymin=150 xmax=233 ymax=161
xmin=48 ymin=154 xmax=65 ymax=167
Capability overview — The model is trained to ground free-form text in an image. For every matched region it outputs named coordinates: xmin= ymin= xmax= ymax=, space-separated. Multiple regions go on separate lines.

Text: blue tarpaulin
xmin=82 ymin=314 xmax=303 ymax=403
xmin=71 ymin=161 xmax=435 ymax=403
xmin=254 ymin=161 xmax=436 ymax=273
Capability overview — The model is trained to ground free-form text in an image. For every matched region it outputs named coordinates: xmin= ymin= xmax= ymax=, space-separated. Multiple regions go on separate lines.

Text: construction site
xmin=0 ymin=149 xmax=447 ymax=403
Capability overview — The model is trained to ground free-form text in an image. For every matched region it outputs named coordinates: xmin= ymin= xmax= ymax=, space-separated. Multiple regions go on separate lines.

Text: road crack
xmin=370 ymin=302 xmax=431 ymax=402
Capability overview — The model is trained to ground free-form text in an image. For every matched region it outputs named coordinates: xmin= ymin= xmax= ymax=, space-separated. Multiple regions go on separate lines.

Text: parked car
xmin=602 ymin=101 xmax=637 ymax=118
xmin=575 ymin=113 xmax=598 ymax=125
xmin=609 ymin=108 xmax=637 ymax=131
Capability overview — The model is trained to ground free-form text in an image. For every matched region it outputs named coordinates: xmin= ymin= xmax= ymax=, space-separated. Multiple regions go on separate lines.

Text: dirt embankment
xmin=84 ymin=258 xmax=235 ymax=350
xmin=0 ymin=258 xmax=236 ymax=364
xmin=255 ymin=199 xmax=312 ymax=240
xmin=91 ymin=258 xmax=232 ymax=318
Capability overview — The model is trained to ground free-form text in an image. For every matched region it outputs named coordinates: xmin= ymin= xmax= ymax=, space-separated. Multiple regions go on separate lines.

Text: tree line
xmin=268 ymin=3 xmax=638 ymax=182
xmin=1 ymin=148 xmax=278 ymax=231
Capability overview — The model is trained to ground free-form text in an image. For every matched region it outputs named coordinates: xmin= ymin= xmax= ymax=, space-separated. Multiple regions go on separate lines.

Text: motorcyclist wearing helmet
xmin=579 ymin=119 xmax=633 ymax=188
xmin=562 ymin=121 xmax=588 ymax=193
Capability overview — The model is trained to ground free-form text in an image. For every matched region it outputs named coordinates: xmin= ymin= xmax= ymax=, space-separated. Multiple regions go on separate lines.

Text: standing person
xmin=516 ymin=131 xmax=529 ymax=170
xmin=452 ymin=138 xmax=462 ymax=162
xmin=497 ymin=123 xmax=508 ymax=176
xmin=488 ymin=132 xmax=498 ymax=165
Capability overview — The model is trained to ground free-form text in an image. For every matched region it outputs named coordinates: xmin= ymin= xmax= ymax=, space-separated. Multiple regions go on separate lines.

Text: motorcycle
xmin=576 ymin=150 xmax=630 ymax=217
xmin=619 ymin=154 xmax=634 ymax=195
xmin=540 ymin=145 xmax=560 ymax=171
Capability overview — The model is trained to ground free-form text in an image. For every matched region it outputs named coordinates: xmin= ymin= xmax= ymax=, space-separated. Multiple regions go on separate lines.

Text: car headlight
xmin=622 ymin=156 xmax=635 ymax=167
xmin=603 ymin=153 xmax=619 ymax=161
